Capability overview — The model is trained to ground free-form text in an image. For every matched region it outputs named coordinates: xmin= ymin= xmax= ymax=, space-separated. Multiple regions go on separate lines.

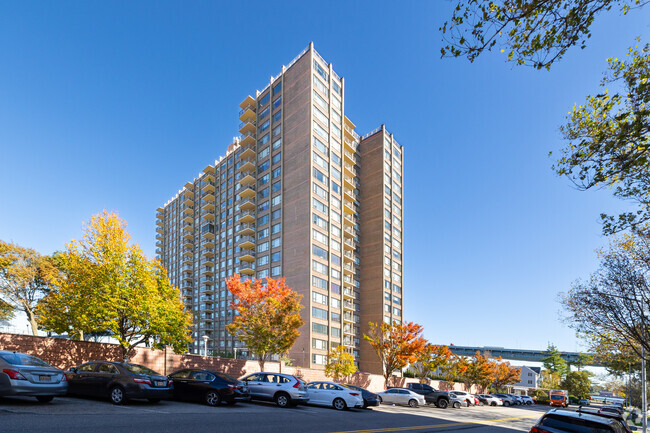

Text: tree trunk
xmin=384 ymin=372 xmax=390 ymax=389
xmin=25 ymin=308 xmax=38 ymax=336
xmin=258 ymin=358 xmax=265 ymax=372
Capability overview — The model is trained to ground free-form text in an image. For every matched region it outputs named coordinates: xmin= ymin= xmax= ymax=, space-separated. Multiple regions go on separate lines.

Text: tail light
xmin=293 ymin=381 xmax=301 ymax=388
xmin=350 ymin=392 xmax=359 ymax=396
xmin=133 ymin=378 xmax=152 ymax=385
xmin=167 ymin=379 xmax=173 ymax=385
xmin=3 ymin=369 xmax=27 ymax=380
xmin=530 ymin=427 xmax=549 ymax=433
xmin=228 ymin=384 xmax=240 ymax=390
xmin=61 ymin=374 xmax=67 ymax=382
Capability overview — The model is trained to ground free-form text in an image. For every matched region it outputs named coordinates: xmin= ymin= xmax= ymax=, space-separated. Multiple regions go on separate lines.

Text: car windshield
xmin=214 ymin=372 xmax=237 ymax=382
xmin=0 ymin=353 xmax=52 ymax=367
xmin=122 ymin=364 xmax=160 ymax=376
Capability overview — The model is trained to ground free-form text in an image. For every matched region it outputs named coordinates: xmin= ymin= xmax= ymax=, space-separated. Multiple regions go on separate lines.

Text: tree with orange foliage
xmin=414 ymin=343 xmax=452 ymax=384
xmin=459 ymin=351 xmax=497 ymax=393
xmin=364 ymin=321 xmax=426 ymax=388
xmin=493 ymin=360 xmax=521 ymax=392
xmin=226 ymin=275 xmax=304 ymax=371
xmin=440 ymin=354 xmax=469 ymax=390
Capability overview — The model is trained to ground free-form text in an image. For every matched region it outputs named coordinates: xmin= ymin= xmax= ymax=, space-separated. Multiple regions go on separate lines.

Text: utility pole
xmin=641 ymin=346 xmax=648 ymax=433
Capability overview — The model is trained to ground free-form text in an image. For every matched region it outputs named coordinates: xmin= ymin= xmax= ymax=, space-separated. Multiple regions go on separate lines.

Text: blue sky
xmin=1 ymin=1 xmax=649 ymax=352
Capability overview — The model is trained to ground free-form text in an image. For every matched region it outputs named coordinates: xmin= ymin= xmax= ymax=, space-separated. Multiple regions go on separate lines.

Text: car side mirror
xmin=68 ymin=367 xmax=77 ymax=373
xmin=629 ymin=427 xmax=637 ymax=431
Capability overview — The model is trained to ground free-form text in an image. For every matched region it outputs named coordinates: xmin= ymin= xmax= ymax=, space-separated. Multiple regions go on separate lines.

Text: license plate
xmin=39 ymin=375 xmax=51 ymax=382
xmin=155 ymin=381 xmax=165 ymax=387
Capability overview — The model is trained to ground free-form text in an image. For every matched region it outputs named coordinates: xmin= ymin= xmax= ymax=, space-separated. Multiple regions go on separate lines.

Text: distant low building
xmin=511 ymin=366 xmax=542 ymax=388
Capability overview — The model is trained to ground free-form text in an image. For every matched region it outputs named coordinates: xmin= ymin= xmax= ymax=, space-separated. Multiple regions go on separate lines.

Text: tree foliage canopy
xmin=562 ymin=229 xmax=650 ymax=359
xmin=40 ymin=211 xmax=192 ymax=357
xmin=226 ymin=274 xmax=304 ymax=371
xmin=363 ymin=321 xmax=426 ymax=388
xmin=561 ymin=370 xmax=593 ymax=398
xmin=554 ymin=42 xmax=650 ymax=233
xmin=414 ymin=344 xmax=452 ymax=384
xmin=441 ymin=0 xmax=647 ymax=70
xmin=0 ymin=240 xmax=54 ymax=335
xmin=325 ymin=345 xmax=357 ymax=382
xmin=541 ymin=344 xmax=569 ymax=378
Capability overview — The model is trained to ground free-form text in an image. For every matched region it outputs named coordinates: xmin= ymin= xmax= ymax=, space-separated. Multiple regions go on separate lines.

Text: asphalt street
xmin=0 ymin=396 xmax=547 ymax=433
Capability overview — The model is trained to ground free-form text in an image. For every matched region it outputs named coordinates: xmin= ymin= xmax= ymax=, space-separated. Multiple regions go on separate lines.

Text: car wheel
xmin=408 ymin=399 xmax=418 ymax=408
xmin=491 ymin=401 xmax=497 ymax=406
xmin=378 ymin=396 xmax=383 ymax=404
xmin=503 ymin=401 xmax=510 ymax=407
xmin=275 ymin=392 xmax=290 ymax=408
xmin=36 ymin=396 xmax=54 ymax=403
xmin=453 ymin=401 xmax=461 ymax=409
xmin=148 ymin=398 xmax=161 ymax=404
xmin=110 ymin=386 xmax=127 ymax=405
xmin=333 ymin=397 xmax=347 ymax=411
xmin=204 ymin=390 xmax=222 ymax=407
xmin=437 ymin=398 xmax=449 ymax=409
xmin=527 ymin=401 xmax=532 ymax=405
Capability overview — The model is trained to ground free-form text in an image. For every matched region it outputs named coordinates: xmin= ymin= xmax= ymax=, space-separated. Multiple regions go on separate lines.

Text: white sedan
xmin=478 ymin=394 xmax=503 ymax=406
xmin=305 ymin=381 xmax=364 ymax=410
xmin=377 ymin=388 xmax=426 ymax=407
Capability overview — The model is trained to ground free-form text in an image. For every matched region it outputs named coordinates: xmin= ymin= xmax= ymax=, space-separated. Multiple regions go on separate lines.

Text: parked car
xmin=168 ymin=368 xmax=250 ymax=406
xmin=579 ymin=398 xmax=591 ymax=406
xmin=403 ymin=383 xmax=451 ymax=408
xmin=450 ymin=390 xmax=476 ymax=406
xmin=530 ymin=408 xmax=636 ymax=433
xmin=377 ymin=388 xmax=426 ymax=407
xmin=0 ymin=351 xmax=67 ymax=403
xmin=509 ymin=394 xmax=524 ymax=405
xmin=492 ymin=393 xmax=516 ymax=406
xmin=346 ymin=385 xmax=380 ymax=408
xmin=477 ymin=394 xmax=503 ymax=406
xmin=305 ymin=381 xmax=364 ymax=410
xmin=448 ymin=392 xmax=469 ymax=408
xmin=520 ymin=395 xmax=534 ymax=405
xmin=239 ymin=372 xmax=308 ymax=408
xmin=600 ymin=405 xmax=625 ymax=416
xmin=65 ymin=361 xmax=172 ymax=404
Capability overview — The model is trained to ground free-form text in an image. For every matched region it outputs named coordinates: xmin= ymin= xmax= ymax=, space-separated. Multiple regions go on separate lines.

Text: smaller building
xmin=511 ymin=366 xmax=542 ymax=388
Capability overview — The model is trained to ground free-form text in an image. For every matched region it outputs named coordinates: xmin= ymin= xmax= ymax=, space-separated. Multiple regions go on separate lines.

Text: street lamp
xmin=201 ymin=335 xmax=210 ymax=357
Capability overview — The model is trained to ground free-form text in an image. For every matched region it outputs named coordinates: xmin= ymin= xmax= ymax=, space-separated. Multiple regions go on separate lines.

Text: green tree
xmin=542 ymin=344 xmax=569 ymax=378
xmin=440 ymin=0 xmax=647 ymax=70
xmin=0 ymin=241 xmax=54 ymax=335
xmin=226 ymin=274 xmax=304 ymax=371
xmin=40 ymin=211 xmax=192 ymax=357
xmin=325 ymin=345 xmax=358 ymax=382
xmin=584 ymin=332 xmax=640 ymax=376
xmin=561 ymin=371 xmax=593 ymax=398
xmin=539 ymin=370 xmax=563 ymax=389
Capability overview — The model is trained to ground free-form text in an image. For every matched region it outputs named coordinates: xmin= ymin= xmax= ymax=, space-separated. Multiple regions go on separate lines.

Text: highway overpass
xmin=445 ymin=345 xmax=602 ymax=367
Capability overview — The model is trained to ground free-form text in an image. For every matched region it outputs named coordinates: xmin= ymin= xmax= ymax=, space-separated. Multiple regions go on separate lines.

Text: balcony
xmin=237 ymin=223 xmax=255 ymax=236
xmin=202 ymin=240 xmax=215 ymax=248
xmin=238 ymin=250 xmax=255 ymax=262
xmin=238 ymin=235 xmax=255 ymax=250
xmin=182 ymin=257 xmax=193 ymax=266
xmin=237 ymin=197 xmax=255 ymax=211
xmin=182 ymin=194 xmax=193 ymax=206
xmin=239 ymin=104 xmax=256 ymax=122
xmin=202 ymin=248 xmax=215 ymax=258
xmin=182 ymin=239 xmax=194 ymax=249
xmin=201 ymin=303 xmax=215 ymax=313
xmin=182 ymin=273 xmax=193 ymax=283
xmin=343 ymin=199 xmax=355 ymax=215
xmin=236 ymin=170 xmax=255 ymax=186
xmin=201 ymin=181 xmax=215 ymax=194
xmin=156 ymin=218 xmax=164 ymax=227
xmin=343 ymin=162 xmax=355 ymax=177
xmin=155 ymin=233 xmax=163 ymax=241
xmin=182 ymin=248 xmax=193 ymax=257
xmin=201 ymin=286 xmax=214 ymax=295
xmin=343 ymin=313 xmax=354 ymax=323
xmin=201 ymin=224 xmax=215 ymax=239
xmin=202 ymin=191 xmax=215 ymax=203
xmin=343 ymin=300 xmax=355 ymax=311
xmin=202 ymin=258 xmax=214 ymax=267
xmin=343 ymin=287 xmax=355 ymax=299
xmin=237 ymin=185 xmax=256 ymax=199
xmin=200 ymin=266 xmax=214 ymax=277
xmin=182 ymin=222 xmax=193 ymax=232
xmin=239 ymin=265 xmax=255 ymax=276
xmin=181 ymin=204 xmax=194 ymax=215
xmin=239 ymin=119 xmax=256 ymax=135
xmin=182 ymin=232 xmax=193 ymax=241
xmin=202 ymin=165 xmax=215 ymax=175
xmin=181 ymin=290 xmax=193 ymax=299
xmin=239 ymin=158 xmax=255 ymax=172
xmin=155 ymin=248 xmax=162 ymax=256
xmin=202 ymin=201 xmax=215 ymax=212
xmin=237 ymin=210 xmax=255 ymax=224
xmin=156 ymin=226 xmax=164 ymax=234
xmin=239 ymin=131 xmax=256 ymax=148
xmin=343 ymin=263 xmax=356 ymax=275
xmin=239 ymin=95 xmax=256 ymax=110
xmin=343 ymin=226 xmax=355 ymax=238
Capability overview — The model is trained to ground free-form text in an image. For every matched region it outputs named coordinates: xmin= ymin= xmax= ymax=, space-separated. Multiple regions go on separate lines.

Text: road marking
xmin=114 ymin=405 xmax=171 ymax=414
xmin=331 ymin=415 xmax=539 ymax=433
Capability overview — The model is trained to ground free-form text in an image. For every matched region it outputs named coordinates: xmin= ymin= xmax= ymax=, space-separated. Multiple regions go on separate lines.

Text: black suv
xmin=403 ymin=383 xmax=451 ymax=408
xmin=530 ymin=409 xmax=636 ymax=433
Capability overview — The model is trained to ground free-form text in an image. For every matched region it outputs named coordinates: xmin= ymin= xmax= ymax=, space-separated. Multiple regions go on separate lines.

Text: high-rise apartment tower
xmin=155 ymin=43 xmax=404 ymax=373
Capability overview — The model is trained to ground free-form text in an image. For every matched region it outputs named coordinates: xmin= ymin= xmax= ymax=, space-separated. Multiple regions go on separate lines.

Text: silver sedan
xmin=377 ymin=388 xmax=426 ymax=407
xmin=0 ymin=351 xmax=67 ymax=402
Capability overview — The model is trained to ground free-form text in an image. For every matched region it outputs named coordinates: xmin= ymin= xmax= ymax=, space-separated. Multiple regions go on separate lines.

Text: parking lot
xmin=0 ymin=395 xmax=547 ymax=433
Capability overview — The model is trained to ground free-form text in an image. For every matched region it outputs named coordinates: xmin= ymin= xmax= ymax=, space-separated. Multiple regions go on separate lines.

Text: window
xmin=271 ymin=237 xmax=281 ymax=248
xmin=272 ymin=125 xmax=281 ymax=137
xmin=313 ymin=106 xmax=329 ymax=126
xmin=259 ymin=133 xmax=270 ymax=146
xmin=272 ymin=152 xmax=281 ymax=165
xmin=313 ymin=76 xmax=328 ymax=97
xmin=258 ymin=106 xmax=269 ymax=119
xmin=331 ymin=327 xmax=340 ymax=338
xmin=259 ymin=120 xmax=270 ymax=132
xmin=257 ymin=242 xmax=269 ymax=253
xmin=312 ymin=276 xmax=328 ymax=290
xmin=271 ymin=266 xmax=281 ymax=277
xmin=272 ymin=209 xmax=281 ymax=220
xmin=259 ymin=187 xmax=269 ymax=198
xmin=312 ymin=339 xmax=328 ymax=350
xmin=258 ymin=201 xmax=269 ymax=212
xmin=332 ymin=80 xmax=341 ymax=95
xmin=257 ymin=269 xmax=269 ymax=279
xmin=331 ymin=312 xmax=341 ymax=322
xmin=272 ymin=81 xmax=282 ymax=95
xmin=312 ymin=260 xmax=328 ymax=275
xmin=313 ymin=354 xmax=327 ymax=365
xmin=273 ymin=97 xmax=282 ymax=109
xmin=331 ymin=298 xmax=340 ymax=309
xmin=313 ymin=90 xmax=328 ymax=111
xmin=313 ymin=136 xmax=329 ymax=156
xmin=313 ymin=213 xmax=328 ymax=230
xmin=313 ymin=168 xmax=328 ymax=185
xmin=331 ymin=153 xmax=341 ymax=166
xmin=314 ymin=60 xmax=329 ymax=81
xmin=259 ymin=173 xmax=270 ymax=185
xmin=331 ymin=239 xmax=341 ymax=252
xmin=313 ymin=121 xmax=328 ymax=140
xmin=271 ymin=223 xmax=281 ymax=234
xmin=272 ymin=180 xmax=281 ymax=193
xmin=331 ymin=182 xmax=340 ymax=195
xmin=272 ymin=167 xmax=281 ymax=179
xmin=331 ymin=166 xmax=341 ymax=180
xmin=312 ymin=323 xmax=328 ymax=335
xmin=332 ymin=95 xmax=341 ymax=111
xmin=258 ymin=214 xmax=269 ymax=225
xmin=271 ymin=195 xmax=281 ymax=207
xmin=272 ymin=137 xmax=282 ymax=150
xmin=271 ymin=251 xmax=281 ymax=262
xmin=331 ymin=110 xmax=341 ymax=125
xmin=258 ymin=228 xmax=269 ymax=239
xmin=259 ymin=93 xmax=270 ymax=106
xmin=313 ymin=198 xmax=328 ymax=214
xmin=313 ymin=183 xmax=327 ymax=199
xmin=258 ymin=160 xmax=270 ymax=173
xmin=259 ymin=146 xmax=270 ymax=159
xmin=257 ymin=256 xmax=269 ymax=266
xmin=331 ymin=269 xmax=340 ymax=280
xmin=313 ymin=291 xmax=328 ymax=305
xmin=312 ymin=229 xmax=328 ymax=245
xmin=313 ymin=244 xmax=328 ymax=260
xmin=312 ymin=307 xmax=328 ymax=320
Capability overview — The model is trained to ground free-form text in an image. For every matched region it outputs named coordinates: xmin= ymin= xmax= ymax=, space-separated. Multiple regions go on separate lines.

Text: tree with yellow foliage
xmin=40 ymin=211 xmax=192 ymax=357
xmin=325 ymin=345 xmax=358 ymax=383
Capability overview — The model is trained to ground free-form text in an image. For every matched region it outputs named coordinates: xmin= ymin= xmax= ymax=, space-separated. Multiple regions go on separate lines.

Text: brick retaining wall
xmin=0 ymin=333 xmax=474 ymax=393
